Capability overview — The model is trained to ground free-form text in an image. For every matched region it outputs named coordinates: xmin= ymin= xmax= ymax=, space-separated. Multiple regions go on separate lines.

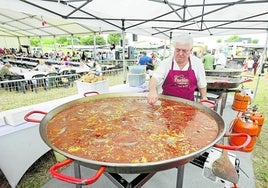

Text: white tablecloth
xmin=0 ymin=84 xmax=147 ymax=187
xmin=10 ymin=67 xmax=47 ymax=80
xmin=0 ymin=124 xmax=50 ymax=188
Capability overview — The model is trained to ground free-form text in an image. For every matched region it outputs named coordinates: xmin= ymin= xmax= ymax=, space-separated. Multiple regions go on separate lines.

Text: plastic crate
xmin=128 ymin=65 xmax=146 ymax=74
xmin=128 ymin=73 xmax=146 ymax=87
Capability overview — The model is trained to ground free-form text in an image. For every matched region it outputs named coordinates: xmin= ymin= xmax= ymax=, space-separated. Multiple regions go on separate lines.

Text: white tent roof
xmin=0 ymin=0 xmax=268 ymax=39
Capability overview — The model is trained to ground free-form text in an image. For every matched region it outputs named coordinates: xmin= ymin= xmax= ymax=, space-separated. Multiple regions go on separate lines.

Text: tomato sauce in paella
xmin=46 ymin=96 xmax=219 ymax=163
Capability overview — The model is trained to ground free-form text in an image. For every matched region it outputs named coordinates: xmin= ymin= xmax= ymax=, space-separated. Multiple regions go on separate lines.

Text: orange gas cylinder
xmin=232 ymin=92 xmax=251 ymax=112
xmin=229 ymin=114 xmax=259 ymax=152
xmin=247 ymin=106 xmax=265 ymax=137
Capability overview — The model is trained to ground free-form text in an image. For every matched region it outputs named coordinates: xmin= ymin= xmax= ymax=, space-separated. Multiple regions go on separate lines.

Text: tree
xmin=30 ymin=37 xmax=40 ymax=47
xmin=56 ymin=36 xmax=68 ymax=46
xmin=41 ymin=37 xmax=55 ymax=45
xmin=216 ymin=38 xmax=222 ymax=43
xmin=79 ymin=35 xmax=106 ymax=45
xmin=107 ymin=33 xmax=121 ymax=45
xmin=252 ymin=39 xmax=259 ymax=44
xmin=225 ymin=35 xmax=240 ymax=42
xmin=80 ymin=36 xmax=92 ymax=45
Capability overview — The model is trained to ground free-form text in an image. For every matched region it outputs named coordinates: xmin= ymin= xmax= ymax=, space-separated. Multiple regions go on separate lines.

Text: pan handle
xmin=83 ymin=91 xmax=99 ymax=97
xmin=214 ymin=133 xmax=251 ymax=151
xmin=50 ymin=158 xmax=106 ymax=185
xmin=199 ymin=99 xmax=216 ymax=109
xmin=24 ymin=110 xmax=47 ymax=123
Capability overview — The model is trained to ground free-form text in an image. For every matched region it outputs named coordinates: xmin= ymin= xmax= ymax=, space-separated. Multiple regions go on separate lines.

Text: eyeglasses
xmin=175 ymin=48 xmax=190 ymax=54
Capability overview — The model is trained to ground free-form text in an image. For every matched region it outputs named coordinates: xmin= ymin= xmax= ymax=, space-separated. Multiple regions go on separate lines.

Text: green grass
xmin=0 ymin=86 xmax=78 ymax=111
xmin=0 ymin=71 xmax=268 ymax=187
xmin=0 ymin=72 xmax=125 ymax=112
xmin=248 ymin=74 xmax=268 ymax=188
xmin=233 ymin=72 xmax=268 ymax=188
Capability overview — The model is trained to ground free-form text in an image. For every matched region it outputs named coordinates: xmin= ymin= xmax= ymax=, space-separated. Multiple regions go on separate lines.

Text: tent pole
xmin=39 ymin=36 xmax=43 ymax=54
xmin=163 ymin=39 xmax=167 ymax=60
xmin=122 ymin=31 xmax=126 ymax=84
xmin=27 ymin=36 xmax=31 ymax=55
xmin=17 ymin=36 xmax=21 ymax=52
xmin=71 ymin=34 xmax=74 ymax=52
xmin=254 ymin=30 xmax=268 ymax=99
xmin=53 ymin=35 xmax=56 ymax=51
xmin=122 ymin=20 xmax=127 ymax=84
xmin=93 ymin=32 xmax=96 ymax=60
xmin=169 ymin=32 xmax=173 ymax=57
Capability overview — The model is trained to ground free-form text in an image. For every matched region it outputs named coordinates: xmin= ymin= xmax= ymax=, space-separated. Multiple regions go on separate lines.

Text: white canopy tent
xmin=0 ymin=0 xmax=268 ymax=85
xmin=0 ymin=0 xmax=268 ymax=39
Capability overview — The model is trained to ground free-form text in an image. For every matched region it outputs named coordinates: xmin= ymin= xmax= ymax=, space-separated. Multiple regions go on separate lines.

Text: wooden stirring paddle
xmin=212 ymin=149 xmax=239 ymax=184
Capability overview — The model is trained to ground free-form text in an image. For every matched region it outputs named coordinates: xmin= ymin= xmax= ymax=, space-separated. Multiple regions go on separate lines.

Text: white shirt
xmin=215 ymin=52 xmax=227 ymax=66
xmin=152 ymin=55 xmax=207 ymax=90
xmin=246 ymin=59 xmax=254 ymax=69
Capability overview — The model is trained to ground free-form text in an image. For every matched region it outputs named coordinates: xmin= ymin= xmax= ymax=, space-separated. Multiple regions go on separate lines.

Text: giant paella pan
xmin=206 ymin=76 xmax=252 ymax=90
xmin=24 ymin=92 xmax=250 ymax=185
xmin=205 ymin=69 xmax=244 ymax=77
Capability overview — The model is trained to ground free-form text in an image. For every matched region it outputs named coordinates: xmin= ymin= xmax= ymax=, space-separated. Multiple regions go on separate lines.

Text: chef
xmin=147 ymin=35 xmax=208 ymax=104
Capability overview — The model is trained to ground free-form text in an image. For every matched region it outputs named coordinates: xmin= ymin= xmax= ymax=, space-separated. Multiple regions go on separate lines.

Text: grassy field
xmin=248 ymin=74 xmax=268 ymax=188
xmin=0 ymin=71 xmax=267 ymax=188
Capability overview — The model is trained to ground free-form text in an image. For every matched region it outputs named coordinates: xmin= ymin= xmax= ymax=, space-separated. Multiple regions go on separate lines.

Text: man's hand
xmin=147 ymin=89 xmax=159 ymax=105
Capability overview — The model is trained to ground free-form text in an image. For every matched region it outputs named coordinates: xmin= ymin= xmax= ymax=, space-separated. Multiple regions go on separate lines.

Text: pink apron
xmin=162 ymin=58 xmax=197 ymax=101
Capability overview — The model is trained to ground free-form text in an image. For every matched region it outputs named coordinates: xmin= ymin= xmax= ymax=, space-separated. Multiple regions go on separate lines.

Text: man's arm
xmin=198 ymin=87 xmax=208 ymax=100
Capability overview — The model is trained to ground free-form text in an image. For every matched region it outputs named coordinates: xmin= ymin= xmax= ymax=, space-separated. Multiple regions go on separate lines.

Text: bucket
xmin=232 ymin=92 xmax=251 ymax=112
xmin=128 ymin=65 xmax=146 ymax=74
xmin=229 ymin=114 xmax=258 ymax=152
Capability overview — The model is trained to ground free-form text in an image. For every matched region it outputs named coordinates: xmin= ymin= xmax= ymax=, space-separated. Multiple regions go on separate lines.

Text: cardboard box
xmin=76 ymin=80 xmax=109 ymax=95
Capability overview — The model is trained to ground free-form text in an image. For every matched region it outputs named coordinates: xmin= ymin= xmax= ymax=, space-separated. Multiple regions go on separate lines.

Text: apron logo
xmin=174 ymin=75 xmax=189 ymax=87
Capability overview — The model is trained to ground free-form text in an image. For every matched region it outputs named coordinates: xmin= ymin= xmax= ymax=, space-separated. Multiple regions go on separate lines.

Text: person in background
xmin=0 ymin=62 xmax=14 ymax=80
xmin=202 ymin=50 xmax=215 ymax=70
xmin=81 ymin=51 xmax=87 ymax=62
xmin=253 ymin=60 xmax=259 ymax=76
xmin=214 ymin=49 xmax=227 ymax=70
xmin=138 ymin=51 xmax=153 ymax=65
xmin=31 ymin=59 xmax=49 ymax=72
xmin=253 ymin=51 xmax=260 ymax=63
xmin=87 ymin=58 xmax=95 ymax=68
xmin=47 ymin=62 xmax=57 ymax=73
xmin=230 ymin=54 xmax=235 ymax=61
xmin=47 ymin=52 xmax=56 ymax=61
xmin=94 ymin=61 xmax=102 ymax=76
xmin=137 ymin=51 xmax=143 ymax=63
xmin=147 ymin=35 xmax=207 ymax=104
xmin=193 ymin=51 xmax=199 ymax=58
xmin=110 ymin=41 xmax=116 ymax=60
xmin=244 ymin=56 xmax=254 ymax=73
xmin=139 ymin=51 xmax=154 ymax=70
xmin=151 ymin=52 xmax=156 ymax=60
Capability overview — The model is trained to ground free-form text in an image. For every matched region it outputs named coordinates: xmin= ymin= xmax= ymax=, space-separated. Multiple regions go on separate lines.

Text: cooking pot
xmin=24 ymin=92 xmax=250 ymax=185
